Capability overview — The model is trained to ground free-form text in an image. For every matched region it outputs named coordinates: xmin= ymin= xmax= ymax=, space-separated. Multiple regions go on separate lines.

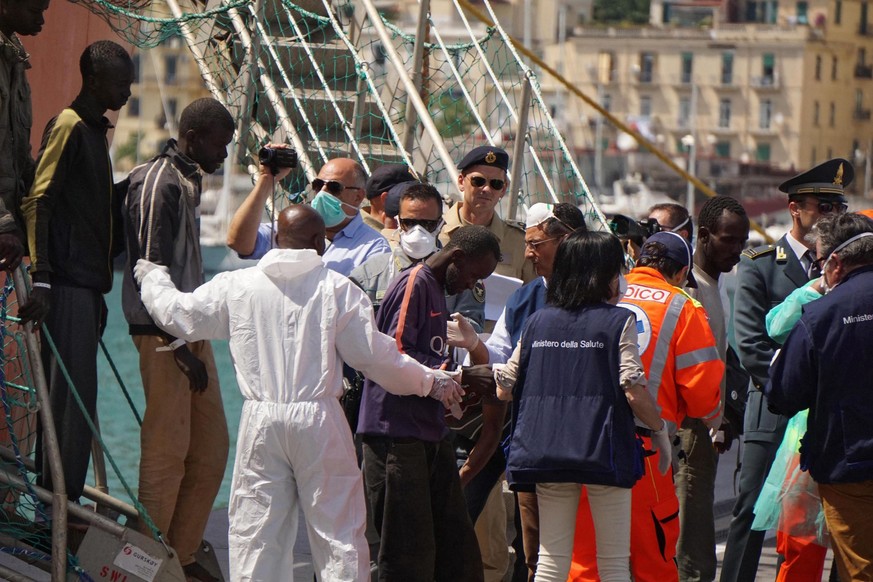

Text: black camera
xmin=609 ymin=214 xmax=662 ymax=245
xmin=258 ymin=146 xmax=298 ymax=175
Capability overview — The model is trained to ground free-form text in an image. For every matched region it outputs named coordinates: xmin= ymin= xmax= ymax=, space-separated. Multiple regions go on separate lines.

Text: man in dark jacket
xmin=19 ymin=40 xmax=133 ymax=502
xmin=122 ymin=97 xmax=237 ymax=581
xmin=0 ymin=0 xmax=49 ymax=267
xmin=766 ymin=211 xmax=873 ymax=581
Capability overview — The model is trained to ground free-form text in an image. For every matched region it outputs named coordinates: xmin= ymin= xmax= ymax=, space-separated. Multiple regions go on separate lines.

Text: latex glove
xmin=651 ymin=423 xmax=672 ymax=475
xmin=172 ymin=344 xmax=208 ymax=393
xmin=18 ymin=286 xmax=51 ymax=327
xmin=446 ymin=312 xmax=480 ymax=351
xmin=429 ymin=370 xmax=465 ymax=410
xmin=0 ymin=233 xmax=23 ymax=271
xmin=134 ymin=259 xmax=169 ymax=286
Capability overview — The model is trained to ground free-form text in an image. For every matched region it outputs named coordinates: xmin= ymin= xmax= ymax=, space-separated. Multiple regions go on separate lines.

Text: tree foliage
xmin=593 ymin=0 xmax=650 ymax=24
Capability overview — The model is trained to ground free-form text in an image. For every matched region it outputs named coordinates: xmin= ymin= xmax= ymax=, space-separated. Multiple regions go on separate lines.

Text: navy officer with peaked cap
xmin=440 ymin=145 xmax=536 ymax=283
xmin=720 ymin=158 xmax=853 ymax=582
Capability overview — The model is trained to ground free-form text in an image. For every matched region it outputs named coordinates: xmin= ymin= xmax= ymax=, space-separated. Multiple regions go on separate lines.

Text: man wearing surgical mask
xmin=227 ymin=157 xmax=390 ymax=277
xmin=350 ymin=182 xmax=443 ymax=312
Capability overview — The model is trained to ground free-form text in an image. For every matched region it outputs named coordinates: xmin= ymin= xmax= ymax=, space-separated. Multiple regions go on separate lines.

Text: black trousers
xmin=36 ymin=284 xmax=105 ymax=502
xmin=363 ymin=435 xmax=484 ymax=582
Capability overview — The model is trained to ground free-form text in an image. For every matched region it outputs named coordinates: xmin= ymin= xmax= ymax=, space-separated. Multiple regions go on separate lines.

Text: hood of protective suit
xmin=257 ymin=248 xmax=324 ymax=281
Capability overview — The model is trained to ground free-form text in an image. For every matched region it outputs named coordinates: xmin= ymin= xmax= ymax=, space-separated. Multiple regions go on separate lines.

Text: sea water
xmin=95 ymin=281 xmax=243 ymax=510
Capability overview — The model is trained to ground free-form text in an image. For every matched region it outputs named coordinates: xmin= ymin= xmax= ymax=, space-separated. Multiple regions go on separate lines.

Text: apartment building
xmin=538 ymin=0 xmax=873 ymax=188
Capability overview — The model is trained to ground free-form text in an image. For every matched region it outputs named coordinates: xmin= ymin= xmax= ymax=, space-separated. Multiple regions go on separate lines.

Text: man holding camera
xmin=121 ymin=98 xmax=237 ymax=581
xmin=228 ymin=157 xmax=390 ymax=277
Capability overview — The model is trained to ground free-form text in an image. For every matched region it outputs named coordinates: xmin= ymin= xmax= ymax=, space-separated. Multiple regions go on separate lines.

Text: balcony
xmin=854 ymin=108 xmax=872 ymax=121
xmin=751 ymin=74 xmax=780 ymax=90
xmin=856 ymin=64 xmax=873 ymax=79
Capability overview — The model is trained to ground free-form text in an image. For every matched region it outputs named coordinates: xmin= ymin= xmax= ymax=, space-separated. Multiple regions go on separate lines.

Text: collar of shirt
xmin=785 ymin=231 xmax=813 ymax=270
xmin=333 ymin=211 xmax=366 ymax=241
xmin=70 ymin=96 xmax=114 ymax=131
xmin=162 ymin=138 xmax=202 ymax=183
xmin=0 ymin=31 xmax=29 ymax=65
xmin=443 ymin=202 xmax=503 ymax=242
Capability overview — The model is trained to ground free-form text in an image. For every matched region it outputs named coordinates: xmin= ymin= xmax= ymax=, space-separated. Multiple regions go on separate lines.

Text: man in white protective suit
xmin=133 ymin=204 xmax=465 ymax=582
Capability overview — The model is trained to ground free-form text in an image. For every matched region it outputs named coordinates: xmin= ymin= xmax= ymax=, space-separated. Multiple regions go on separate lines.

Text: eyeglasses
xmin=467 ymin=175 xmax=506 ymax=191
xmin=802 ymin=200 xmax=848 ymax=215
xmin=525 ymin=237 xmax=559 ymax=250
xmin=813 ymin=256 xmax=827 ymax=270
xmin=398 ymin=217 xmax=442 ymax=233
xmin=311 ymin=179 xmax=363 ymax=196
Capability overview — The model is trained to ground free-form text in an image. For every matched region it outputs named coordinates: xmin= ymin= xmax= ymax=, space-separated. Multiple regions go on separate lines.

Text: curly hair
xmin=79 ymin=40 xmax=132 ymax=78
xmin=179 ymin=98 xmax=234 ymax=136
xmin=698 ymin=195 xmax=747 ymax=234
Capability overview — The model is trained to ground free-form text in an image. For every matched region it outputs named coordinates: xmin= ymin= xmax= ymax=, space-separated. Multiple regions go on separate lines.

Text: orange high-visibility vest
xmin=620 ymin=266 xmax=724 ymax=432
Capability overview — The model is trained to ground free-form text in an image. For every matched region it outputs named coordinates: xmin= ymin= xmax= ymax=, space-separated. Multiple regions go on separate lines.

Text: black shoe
xmin=183 ymin=561 xmax=220 ymax=582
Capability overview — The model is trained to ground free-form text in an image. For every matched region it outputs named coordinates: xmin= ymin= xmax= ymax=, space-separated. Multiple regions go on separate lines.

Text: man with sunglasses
xmin=350 ymin=182 xmax=443 ymax=312
xmin=720 ymin=158 xmax=853 ymax=582
xmin=227 ymin=157 xmax=390 ymax=277
xmin=440 ymin=146 xmax=536 ymax=285
xmin=648 ymin=203 xmax=693 ymax=243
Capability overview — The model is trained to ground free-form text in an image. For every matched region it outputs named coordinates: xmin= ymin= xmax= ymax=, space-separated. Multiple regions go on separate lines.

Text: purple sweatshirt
xmin=357 ymin=264 xmax=449 ymax=442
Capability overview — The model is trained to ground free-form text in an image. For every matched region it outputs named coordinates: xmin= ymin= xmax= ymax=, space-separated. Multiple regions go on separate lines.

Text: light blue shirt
xmin=240 ymin=213 xmax=391 ymax=277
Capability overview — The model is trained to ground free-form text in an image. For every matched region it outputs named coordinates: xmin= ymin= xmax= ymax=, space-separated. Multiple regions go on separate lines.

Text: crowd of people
xmin=2 ymin=3 xmax=873 ymax=581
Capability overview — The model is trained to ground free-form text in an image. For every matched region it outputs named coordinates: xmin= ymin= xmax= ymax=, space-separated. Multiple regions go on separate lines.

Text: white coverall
xmin=139 ymin=248 xmax=442 ymax=582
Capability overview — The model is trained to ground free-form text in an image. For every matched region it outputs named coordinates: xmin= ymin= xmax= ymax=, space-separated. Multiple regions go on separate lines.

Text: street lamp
xmin=681 ymin=133 xmax=696 ymax=211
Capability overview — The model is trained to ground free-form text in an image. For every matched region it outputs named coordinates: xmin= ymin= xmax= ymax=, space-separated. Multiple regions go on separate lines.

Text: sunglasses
xmin=311 ymin=179 xmax=362 ymax=196
xmin=801 ymin=200 xmax=848 ymax=215
xmin=467 ymin=175 xmax=506 ymax=190
xmin=399 ymin=217 xmax=442 ymax=233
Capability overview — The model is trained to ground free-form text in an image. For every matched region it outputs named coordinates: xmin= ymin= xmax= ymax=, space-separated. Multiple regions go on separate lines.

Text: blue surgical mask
xmin=310 ymin=191 xmax=347 ymax=228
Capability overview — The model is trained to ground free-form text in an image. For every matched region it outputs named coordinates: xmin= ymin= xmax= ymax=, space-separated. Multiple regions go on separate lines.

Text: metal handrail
xmin=11 ymin=268 xmax=66 ymax=582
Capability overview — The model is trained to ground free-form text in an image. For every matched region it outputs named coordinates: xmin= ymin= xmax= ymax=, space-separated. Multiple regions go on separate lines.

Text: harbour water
xmin=95 ymin=278 xmax=244 ymax=511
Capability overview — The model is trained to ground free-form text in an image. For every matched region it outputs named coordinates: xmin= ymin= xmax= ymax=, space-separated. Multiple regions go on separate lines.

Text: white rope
xmin=446 ymin=0 xmax=558 ymax=207
xmin=424 ymin=8 xmax=493 ymax=147
xmin=318 ymin=0 xmax=421 ymax=177
xmin=278 ymin=2 xmax=370 ymax=173
xmin=247 ymin=3 xmax=328 ymax=164
xmin=479 ymin=0 xmax=609 ymax=229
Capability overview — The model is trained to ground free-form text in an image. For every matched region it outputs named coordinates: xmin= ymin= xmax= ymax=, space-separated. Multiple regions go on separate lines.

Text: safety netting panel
xmin=0 ymin=274 xmax=93 ymax=578
xmin=75 ymin=0 xmax=607 ymax=227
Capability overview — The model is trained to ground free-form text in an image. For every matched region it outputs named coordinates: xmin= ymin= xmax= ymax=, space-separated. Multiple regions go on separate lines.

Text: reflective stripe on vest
xmin=647 ymin=292 xmax=688 ymax=401
xmin=675 ymin=346 xmax=720 ymax=370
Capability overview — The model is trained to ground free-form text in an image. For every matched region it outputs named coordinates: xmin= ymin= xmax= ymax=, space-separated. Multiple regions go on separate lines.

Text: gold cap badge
xmin=485 ymin=151 xmax=497 ymax=164
xmin=834 ymin=163 xmax=844 ymax=186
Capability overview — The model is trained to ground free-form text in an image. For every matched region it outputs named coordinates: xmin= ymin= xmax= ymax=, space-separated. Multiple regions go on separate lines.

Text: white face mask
xmin=400 ymin=225 xmax=438 ymax=260
xmin=618 ymin=273 xmax=628 ymax=300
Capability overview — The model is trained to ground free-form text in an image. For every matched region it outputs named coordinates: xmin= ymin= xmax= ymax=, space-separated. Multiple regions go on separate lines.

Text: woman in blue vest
xmin=495 ymin=230 xmax=670 ymax=582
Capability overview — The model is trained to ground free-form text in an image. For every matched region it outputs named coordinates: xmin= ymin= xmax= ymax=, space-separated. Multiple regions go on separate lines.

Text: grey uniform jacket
xmin=733 ymin=234 xmax=808 ymax=443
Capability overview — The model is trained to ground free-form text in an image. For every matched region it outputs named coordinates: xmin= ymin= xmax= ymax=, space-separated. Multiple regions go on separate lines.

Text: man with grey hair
xmin=766 ymin=211 xmax=873 ymax=581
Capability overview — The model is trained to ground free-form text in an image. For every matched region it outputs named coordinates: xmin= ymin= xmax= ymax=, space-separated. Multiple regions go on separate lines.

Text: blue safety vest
xmin=506 ymin=304 xmax=644 ymax=489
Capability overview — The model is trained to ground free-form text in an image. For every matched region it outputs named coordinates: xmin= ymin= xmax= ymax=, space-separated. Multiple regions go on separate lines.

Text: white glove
xmin=134 ymin=259 xmax=169 ymax=286
xmin=651 ymin=422 xmax=672 ymax=476
xmin=428 ymin=370 xmax=465 ymax=413
xmin=446 ymin=312 xmax=480 ymax=351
